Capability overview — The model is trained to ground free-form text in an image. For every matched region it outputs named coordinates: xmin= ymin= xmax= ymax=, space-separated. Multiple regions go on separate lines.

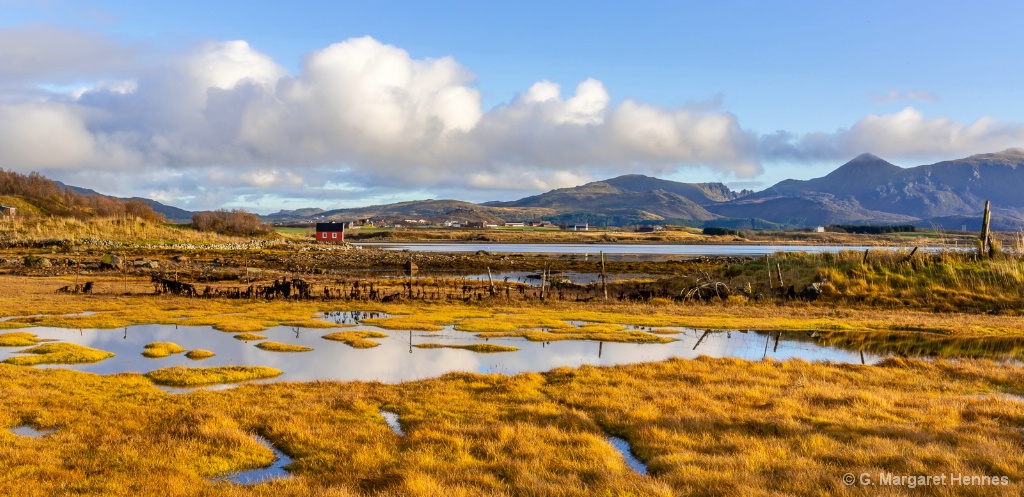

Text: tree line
xmin=191 ymin=210 xmax=272 ymax=236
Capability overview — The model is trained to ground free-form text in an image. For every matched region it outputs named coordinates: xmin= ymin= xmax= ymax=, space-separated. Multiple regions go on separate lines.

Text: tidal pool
xmin=380 ymin=410 xmax=404 ymax=436
xmin=608 ymin=436 xmax=647 ymax=475
xmin=214 ymin=434 xmax=292 ymax=485
xmin=2 ymin=321 xmax=1020 ymax=387
xmin=9 ymin=425 xmax=54 ymax=438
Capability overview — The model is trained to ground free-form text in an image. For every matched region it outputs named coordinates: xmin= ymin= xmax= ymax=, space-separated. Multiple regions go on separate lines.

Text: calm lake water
xmin=0 ymin=323 xmax=919 ymax=387
xmin=355 ymin=243 xmax=928 ymax=257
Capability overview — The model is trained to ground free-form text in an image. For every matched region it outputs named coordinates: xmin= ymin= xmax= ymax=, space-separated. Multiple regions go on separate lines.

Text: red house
xmin=316 ymin=222 xmax=346 ymax=242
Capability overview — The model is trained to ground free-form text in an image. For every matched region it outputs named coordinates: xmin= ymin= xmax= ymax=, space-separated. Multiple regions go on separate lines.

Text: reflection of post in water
xmin=774 ymin=332 xmax=780 ymax=353
xmin=599 ymin=341 xmax=603 ymax=358
xmin=409 ymin=330 xmax=412 ymax=354
xmin=860 ymin=350 xmax=865 ymax=365
xmin=123 ymin=327 xmax=127 ymax=340
xmin=600 ymin=251 xmax=608 ymax=301
xmin=693 ymin=330 xmax=710 ymax=351
xmin=763 ymin=334 xmax=770 ymax=359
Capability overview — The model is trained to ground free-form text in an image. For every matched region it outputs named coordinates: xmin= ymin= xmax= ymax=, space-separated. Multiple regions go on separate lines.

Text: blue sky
xmin=1 ymin=1 xmax=1022 ymax=212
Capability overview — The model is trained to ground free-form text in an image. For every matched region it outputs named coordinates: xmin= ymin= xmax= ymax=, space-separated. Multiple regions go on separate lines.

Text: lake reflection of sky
xmin=0 ymin=324 xmax=888 ymax=387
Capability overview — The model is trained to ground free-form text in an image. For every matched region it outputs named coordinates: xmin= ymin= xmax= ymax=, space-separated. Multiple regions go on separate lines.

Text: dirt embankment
xmin=0 ymin=244 xmax=747 ymax=281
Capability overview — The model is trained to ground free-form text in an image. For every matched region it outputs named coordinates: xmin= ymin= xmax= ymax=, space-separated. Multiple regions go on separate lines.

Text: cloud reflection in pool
xmin=1 ymin=324 xmax=893 ymax=387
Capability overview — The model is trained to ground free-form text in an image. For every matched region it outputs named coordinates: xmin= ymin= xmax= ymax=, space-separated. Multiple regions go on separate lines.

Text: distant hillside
xmin=707 ymin=149 xmax=1024 ymax=229
xmin=265 ymin=207 xmax=325 ymax=221
xmin=54 ymin=181 xmax=194 ymax=223
xmin=309 ymin=199 xmax=555 ymax=225
xmin=485 ymin=175 xmax=750 ymax=224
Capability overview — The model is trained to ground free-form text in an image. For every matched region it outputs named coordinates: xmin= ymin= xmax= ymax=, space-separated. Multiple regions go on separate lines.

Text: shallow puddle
xmin=380 ymin=410 xmax=404 ymax=436
xmin=215 ymin=435 xmax=291 ymax=485
xmin=607 ymin=436 xmax=647 ymax=475
xmin=10 ymin=425 xmax=54 ymax=438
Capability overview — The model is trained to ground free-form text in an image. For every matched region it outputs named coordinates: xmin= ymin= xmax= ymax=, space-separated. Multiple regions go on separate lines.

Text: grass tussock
xmin=0 ymin=332 xmax=46 ymax=347
xmin=3 ymin=342 xmax=114 ymax=366
xmin=184 ymin=349 xmax=215 ymax=360
xmin=254 ymin=341 xmax=313 ymax=352
xmin=141 ymin=341 xmax=185 ymax=358
xmin=322 ymin=330 xmax=388 ymax=349
xmin=232 ymin=333 xmax=266 ymax=341
xmin=144 ymin=365 xmax=282 ymax=387
xmin=415 ymin=343 xmax=519 ymax=353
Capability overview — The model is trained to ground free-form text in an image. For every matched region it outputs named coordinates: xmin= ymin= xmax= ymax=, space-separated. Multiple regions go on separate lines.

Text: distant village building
xmin=636 ymin=225 xmax=664 ymax=233
xmin=503 ymin=222 xmax=525 ymax=227
xmin=0 ymin=205 xmax=16 ymax=217
xmin=315 ymin=222 xmax=346 ymax=242
xmin=566 ymin=223 xmax=589 ymax=232
xmin=466 ymin=221 xmax=486 ymax=228
xmin=814 ymin=226 xmax=826 ymax=233
xmin=528 ymin=221 xmax=555 ymax=228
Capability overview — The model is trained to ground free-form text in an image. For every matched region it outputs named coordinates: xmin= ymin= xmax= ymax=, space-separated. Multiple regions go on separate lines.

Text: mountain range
xmin=40 ymin=149 xmax=1024 ymax=231
xmin=262 ymin=149 xmax=1024 ymax=231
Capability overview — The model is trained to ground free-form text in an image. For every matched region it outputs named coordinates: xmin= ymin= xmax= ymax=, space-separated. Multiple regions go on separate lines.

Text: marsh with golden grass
xmin=3 ymin=246 xmax=1024 ymax=495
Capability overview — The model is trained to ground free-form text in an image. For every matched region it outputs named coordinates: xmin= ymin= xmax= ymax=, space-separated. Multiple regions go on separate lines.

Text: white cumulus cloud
xmin=762 ymin=107 xmax=1024 ymax=163
xmin=1 ymin=27 xmax=1022 ymax=210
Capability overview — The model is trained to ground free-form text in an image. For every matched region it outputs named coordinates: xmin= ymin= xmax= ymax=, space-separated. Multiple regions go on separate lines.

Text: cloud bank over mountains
xmin=0 ymin=27 xmax=1022 ymax=210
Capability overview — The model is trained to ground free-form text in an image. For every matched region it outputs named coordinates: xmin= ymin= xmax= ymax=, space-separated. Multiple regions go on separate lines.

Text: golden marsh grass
xmin=2 ymin=342 xmax=114 ymax=366
xmin=2 ymin=357 xmax=1023 ymax=495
